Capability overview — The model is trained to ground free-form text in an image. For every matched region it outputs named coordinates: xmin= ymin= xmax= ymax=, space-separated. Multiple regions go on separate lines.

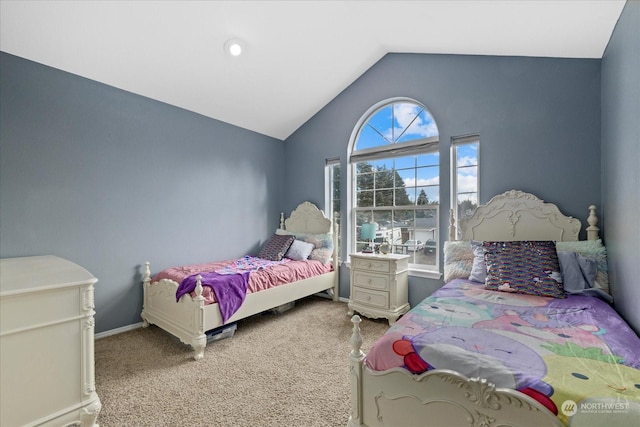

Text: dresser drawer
xmin=351 ymin=287 xmax=389 ymax=310
xmin=352 ymin=258 xmax=390 ymax=273
xmin=1 ymin=287 xmax=82 ymax=334
xmin=352 ymin=271 xmax=390 ymax=291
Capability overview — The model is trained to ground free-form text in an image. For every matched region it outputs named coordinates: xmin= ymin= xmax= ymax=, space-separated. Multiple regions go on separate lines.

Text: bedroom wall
xmin=284 ymin=53 xmax=602 ymax=304
xmin=0 ymin=52 xmax=285 ymax=334
xmin=601 ymin=0 xmax=640 ymax=334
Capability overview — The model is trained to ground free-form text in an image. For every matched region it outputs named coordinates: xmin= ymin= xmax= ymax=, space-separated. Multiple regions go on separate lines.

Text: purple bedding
xmin=172 ymin=256 xmax=296 ymax=323
xmin=178 ymin=271 xmax=250 ymax=323
xmin=366 ymin=279 xmax=640 ymax=425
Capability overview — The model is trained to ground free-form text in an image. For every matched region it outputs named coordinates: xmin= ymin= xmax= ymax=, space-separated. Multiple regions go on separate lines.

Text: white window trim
xmin=324 ymin=157 xmax=340 ymax=222
xmin=450 ymin=134 xmax=480 ymax=236
xmin=347 ymin=97 xmax=441 ymax=274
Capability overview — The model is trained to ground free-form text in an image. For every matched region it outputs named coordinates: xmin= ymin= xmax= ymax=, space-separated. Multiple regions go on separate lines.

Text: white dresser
xmin=348 ymin=252 xmax=410 ymax=325
xmin=0 ymin=256 xmax=101 ymax=427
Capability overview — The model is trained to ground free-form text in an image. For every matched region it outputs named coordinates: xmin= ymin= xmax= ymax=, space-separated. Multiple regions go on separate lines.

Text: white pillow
xmin=468 ymin=240 xmax=487 ymax=283
xmin=285 ymin=239 xmax=315 ymax=261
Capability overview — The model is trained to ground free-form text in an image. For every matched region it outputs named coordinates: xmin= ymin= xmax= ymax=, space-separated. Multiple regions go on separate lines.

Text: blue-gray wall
xmin=601 ymin=0 xmax=640 ymax=334
xmin=284 ymin=53 xmax=602 ymax=305
xmin=0 ymin=52 xmax=285 ymax=333
xmin=2 ymin=3 xmax=638 ymax=334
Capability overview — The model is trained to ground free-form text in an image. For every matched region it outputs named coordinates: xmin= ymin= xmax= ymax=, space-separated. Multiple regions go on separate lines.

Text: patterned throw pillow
xmin=483 ymin=240 xmax=565 ymax=298
xmin=443 ymin=241 xmax=474 ymax=283
xmin=258 ymin=234 xmax=295 ymax=261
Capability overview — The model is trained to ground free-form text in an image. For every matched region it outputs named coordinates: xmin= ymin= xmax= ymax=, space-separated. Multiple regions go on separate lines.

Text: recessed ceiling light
xmin=224 ymin=38 xmax=244 ymax=57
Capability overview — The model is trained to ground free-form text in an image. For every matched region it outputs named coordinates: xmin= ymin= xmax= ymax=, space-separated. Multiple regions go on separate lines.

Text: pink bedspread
xmin=152 ymin=256 xmax=333 ymax=305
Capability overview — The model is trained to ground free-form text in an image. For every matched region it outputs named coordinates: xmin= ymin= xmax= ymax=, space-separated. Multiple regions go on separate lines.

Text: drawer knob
xmin=367 ymin=296 xmax=371 ymax=301
xmin=367 ymin=278 xmax=372 ymax=284
xmin=368 ymin=262 xmax=373 ymax=268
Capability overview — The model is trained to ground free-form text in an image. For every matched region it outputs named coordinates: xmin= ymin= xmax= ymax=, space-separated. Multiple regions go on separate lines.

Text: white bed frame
xmin=141 ymin=201 xmax=339 ymax=360
xmin=348 ymin=190 xmax=600 ymax=427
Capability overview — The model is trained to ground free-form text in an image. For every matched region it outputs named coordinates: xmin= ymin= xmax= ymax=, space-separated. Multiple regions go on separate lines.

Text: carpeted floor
xmin=95 ymin=296 xmax=389 ymax=427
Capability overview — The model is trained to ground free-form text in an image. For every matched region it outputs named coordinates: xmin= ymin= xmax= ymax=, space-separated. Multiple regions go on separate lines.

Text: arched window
xmin=349 ymin=98 xmax=440 ymax=272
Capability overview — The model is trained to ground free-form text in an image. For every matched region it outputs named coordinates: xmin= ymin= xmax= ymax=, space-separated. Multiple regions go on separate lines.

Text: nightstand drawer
xmin=352 ymin=287 xmax=389 ymax=310
xmin=352 ymin=271 xmax=390 ymax=291
xmin=352 ymin=258 xmax=390 ymax=273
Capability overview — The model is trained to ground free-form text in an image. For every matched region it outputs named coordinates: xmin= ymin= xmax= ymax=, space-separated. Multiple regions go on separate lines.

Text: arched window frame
xmin=347 ymin=97 xmax=441 ymax=276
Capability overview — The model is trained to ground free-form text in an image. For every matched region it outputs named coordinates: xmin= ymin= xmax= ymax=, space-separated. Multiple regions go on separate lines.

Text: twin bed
xmin=141 ymin=201 xmax=339 ymax=360
xmin=347 ymin=190 xmax=640 ymax=427
xmin=140 ymin=190 xmax=639 ymax=426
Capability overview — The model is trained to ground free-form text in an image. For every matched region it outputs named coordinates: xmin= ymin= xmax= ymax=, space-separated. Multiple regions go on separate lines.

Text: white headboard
xmin=450 ymin=190 xmax=599 ymax=242
xmin=279 ymin=201 xmax=332 ymax=234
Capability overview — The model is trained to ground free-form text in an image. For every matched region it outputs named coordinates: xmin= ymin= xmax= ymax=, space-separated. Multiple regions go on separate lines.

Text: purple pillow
xmin=483 ymin=241 xmax=565 ymax=298
xmin=259 ymin=234 xmax=295 ymax=261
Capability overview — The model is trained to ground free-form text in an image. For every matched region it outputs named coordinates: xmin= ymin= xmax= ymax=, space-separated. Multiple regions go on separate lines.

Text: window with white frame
xmin=349 ymin=99 xmax=440 ymax=271
xmin=325 ymin=157 xmax=341 ymax=247
xmin=451 ymin=135 xmax=479 ymax=232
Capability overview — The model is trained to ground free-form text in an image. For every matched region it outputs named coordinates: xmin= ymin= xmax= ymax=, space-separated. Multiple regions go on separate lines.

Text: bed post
xmin=332 ymin=219 xmax=340 ymax=301
xmin=587 ymin=205 xmax=600 ymax=241
xmin=141 ymin=261 xmax=151 ymax=328
xmin=191 ymin=275 xmax=207 ymax=361
xmin=347 ymin=315 xmax=365 ymax=427
xmin=448 ymin=209 xmax=457 ymax=241
xmin=279 ymin=212 xmax=285 ymax=230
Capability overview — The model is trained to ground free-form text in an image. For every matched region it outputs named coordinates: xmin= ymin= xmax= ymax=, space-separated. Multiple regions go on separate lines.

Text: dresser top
xmin=0 ymin=255 xmax=97 ymax=295
xmin=350 ymin=252 xmax=410 ymax=261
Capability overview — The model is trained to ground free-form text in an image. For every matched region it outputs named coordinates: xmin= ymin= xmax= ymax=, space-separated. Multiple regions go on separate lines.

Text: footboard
xmin=141 ymin=262 xmax=208 ymax=360
xmin=348 ymin=315 xmax=563 ymax=427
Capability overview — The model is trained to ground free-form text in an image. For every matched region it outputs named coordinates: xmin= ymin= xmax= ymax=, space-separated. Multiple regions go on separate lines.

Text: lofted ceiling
xmin=0 ymin=1 xmax=626 ymax=140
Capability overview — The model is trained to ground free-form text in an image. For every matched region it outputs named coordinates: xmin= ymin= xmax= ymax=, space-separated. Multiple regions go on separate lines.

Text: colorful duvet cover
xmin=366 ymin=279 xmax=640 ymax=425
xmin=152 ymin=256 xmax=333 ymax=305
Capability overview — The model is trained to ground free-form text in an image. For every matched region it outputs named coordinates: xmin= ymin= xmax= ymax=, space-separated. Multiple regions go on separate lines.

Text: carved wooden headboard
xmin=449 ymin=190 xmax=599 ymax=242
xmin=279 ymin=201 xmax=332 ymax=234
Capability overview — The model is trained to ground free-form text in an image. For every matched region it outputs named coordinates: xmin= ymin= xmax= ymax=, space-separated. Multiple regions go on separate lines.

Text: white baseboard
xmin=96 ymin=295 xmax=348 ymax=340
xmin=95 ymin=322 xmax=144 ymax=340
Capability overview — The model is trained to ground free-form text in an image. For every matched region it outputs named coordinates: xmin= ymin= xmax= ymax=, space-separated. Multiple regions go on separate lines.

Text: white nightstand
xmin=348 ymin=252 xmax=410 ymax=325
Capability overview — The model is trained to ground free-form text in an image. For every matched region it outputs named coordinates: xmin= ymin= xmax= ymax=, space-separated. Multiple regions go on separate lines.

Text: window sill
xmin=408 ymin=268 xmax=442 ymax=280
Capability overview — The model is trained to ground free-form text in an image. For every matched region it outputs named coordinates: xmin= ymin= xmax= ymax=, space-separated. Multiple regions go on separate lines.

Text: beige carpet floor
xmin=95 ymin=296 xmax=389 ymax=427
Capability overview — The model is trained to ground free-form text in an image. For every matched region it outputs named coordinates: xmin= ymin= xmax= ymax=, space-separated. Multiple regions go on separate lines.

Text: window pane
xmin=416 ymin=166 xmax=439 ymax=187
xmin=396 ymin=169 xmax=415 ymax=186
xmin=452 ymin=137 xmax=480 ymax=226
xmin=351 ymin=100 xmax=440 ymax=271
xmin=457 ymin=143 xmax=478 ymax=165
xmin=457 ymin=193 xmax=478 ymax=220
xmin=416 ymin=186 xmax=439 ymax=204
xmin=371 ymin=158 xmax=394 ymax=170
xmin=374 ymin=169 xmax=395 ymax=190
xmin=399 ymin=187 xmax=415 ymax=205
xmin=394 ymin=156 xmax=416 ymax=169
xmin=393 ymin=103 xmax=439 ymax=142
xmin=357 ymin=171 xmax=374 ymax=191
xmin=417 ymin=152 xmax=439 ymax=166
xmin=357 ymin=190 xmax=373 ymax=207
xmin=357 ymin=123 xmax=389 ymax=150
xmin=375 ymin=189 xmax=394 ymax=207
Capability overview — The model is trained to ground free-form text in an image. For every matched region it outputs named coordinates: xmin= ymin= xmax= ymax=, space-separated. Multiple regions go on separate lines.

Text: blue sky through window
xmin=356 ymin=102 xmax=438 ymax=151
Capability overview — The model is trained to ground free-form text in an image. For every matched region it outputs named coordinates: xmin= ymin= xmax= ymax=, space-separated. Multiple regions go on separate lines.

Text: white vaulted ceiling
xmin=0 ymin=1 xmax=626 ymax=140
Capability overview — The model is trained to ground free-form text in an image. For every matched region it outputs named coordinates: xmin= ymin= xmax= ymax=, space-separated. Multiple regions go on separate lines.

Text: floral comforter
xmin=365 ymin=279 xmax=640 ymax=425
